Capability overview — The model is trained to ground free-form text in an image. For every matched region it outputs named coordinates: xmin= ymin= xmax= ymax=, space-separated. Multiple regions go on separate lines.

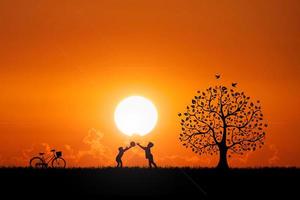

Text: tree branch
xmin=228 ymin=133 xmax=265 ymax=149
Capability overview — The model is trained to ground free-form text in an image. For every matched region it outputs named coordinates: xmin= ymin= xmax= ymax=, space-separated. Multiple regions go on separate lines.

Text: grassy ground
xmin=0 ymin=167 xmax=299 ymax=199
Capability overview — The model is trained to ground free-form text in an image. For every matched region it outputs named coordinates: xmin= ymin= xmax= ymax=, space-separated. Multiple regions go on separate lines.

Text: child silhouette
xmin=137 ymin=142 xmax=157 ymax=168
xmin=116 ymin=142 xmax=135 ymax=168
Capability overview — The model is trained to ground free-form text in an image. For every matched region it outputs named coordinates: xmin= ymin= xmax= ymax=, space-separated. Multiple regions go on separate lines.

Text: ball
xmin=130 ymin=141 xmax=136 ymax=147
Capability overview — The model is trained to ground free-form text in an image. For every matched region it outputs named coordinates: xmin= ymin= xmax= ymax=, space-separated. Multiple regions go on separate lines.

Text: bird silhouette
xmin=215 ymin=73 xmax=221 ymax=79
xmin=232 ymin=82 xmax=237 ymax=87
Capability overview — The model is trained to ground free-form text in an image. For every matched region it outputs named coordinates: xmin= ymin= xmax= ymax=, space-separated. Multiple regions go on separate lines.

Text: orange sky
xmin=0 ymin=0 xmax=299 ymax=167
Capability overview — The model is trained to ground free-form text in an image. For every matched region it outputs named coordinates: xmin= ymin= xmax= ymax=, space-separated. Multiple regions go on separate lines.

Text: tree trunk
xmin=217 ymin=146 xmax=229 ymax=169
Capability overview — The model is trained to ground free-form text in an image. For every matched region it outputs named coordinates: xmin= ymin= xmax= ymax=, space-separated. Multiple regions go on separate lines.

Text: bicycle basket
xmin=56 ymin=151 xmax=62 ymax=158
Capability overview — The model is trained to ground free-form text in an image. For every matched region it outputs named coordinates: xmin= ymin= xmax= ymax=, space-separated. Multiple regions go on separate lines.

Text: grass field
xmin=0 ymin=167 xmax=299 ymax=199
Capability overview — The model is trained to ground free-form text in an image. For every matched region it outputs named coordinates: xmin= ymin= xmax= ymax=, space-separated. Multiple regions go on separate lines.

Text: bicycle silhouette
xmin=29 ymin=149 xmax=66 ymax=168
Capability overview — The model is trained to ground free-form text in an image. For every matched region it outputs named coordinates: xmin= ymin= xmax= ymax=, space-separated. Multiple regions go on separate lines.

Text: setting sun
xmin=114 ymin=96 xmax=158 ymax=136
xmin=1 ymin=0 xmax=300 ymax=198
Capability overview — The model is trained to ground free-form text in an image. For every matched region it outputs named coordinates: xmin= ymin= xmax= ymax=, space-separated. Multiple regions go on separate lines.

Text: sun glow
xmin=114 ymin=96 xmax=158 ymax=136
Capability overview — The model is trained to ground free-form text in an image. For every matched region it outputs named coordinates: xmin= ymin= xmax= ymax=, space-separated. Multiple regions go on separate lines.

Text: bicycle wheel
xmin=29 ymin=157 xmax=45 ymax=168
xmin=52 ymin=157 xmax=66 ymax=168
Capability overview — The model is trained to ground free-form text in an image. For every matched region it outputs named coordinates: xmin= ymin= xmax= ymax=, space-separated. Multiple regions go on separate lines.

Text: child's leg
xmin=149 ymin=158 xmax=157 ymax=168
xmin=148 ymin=160 xmax=152 ymax=168
xmin=116 ymin=159 xmax=121 ymax=167
xmin=152 ymin=160 xmax=157 ymax=168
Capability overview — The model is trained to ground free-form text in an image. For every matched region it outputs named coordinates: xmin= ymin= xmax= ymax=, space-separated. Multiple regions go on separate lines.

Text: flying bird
xmin=232 ymin=82 xmax=237 ymax=87
xmin=215 ymin=73 xmax=221 ymax=79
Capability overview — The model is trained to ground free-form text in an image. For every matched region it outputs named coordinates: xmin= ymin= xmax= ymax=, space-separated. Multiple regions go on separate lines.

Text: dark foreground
xmin=0 ymin=167 xmax=299 ymax=199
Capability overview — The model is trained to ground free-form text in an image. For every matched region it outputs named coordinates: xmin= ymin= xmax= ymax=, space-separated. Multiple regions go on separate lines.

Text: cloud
xmin=268 ymin=144 xmax=279 ymax=165
xmin=2 ymin=143 xmax=53 ymax=167
xmin=69 ymin=128 xmax=114 ymax=167
xmin=3 ymin=129 xmax=282 ymax=168
xmin=157 ymin=154 xmax=214 ymax=167
xmin=0 ymin=154 xmax=4 ymax=166
xmin=225 ymin=143 xmax=281 ymax=167
xmin=3 ymin=128 xmax=114 ymax=167
xmin=233 ymin=152 xmax=254 ymax=164
xmin=60 ymin=128 xmax=114 ymax=167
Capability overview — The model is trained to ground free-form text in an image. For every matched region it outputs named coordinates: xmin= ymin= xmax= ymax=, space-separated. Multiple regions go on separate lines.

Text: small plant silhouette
xmin=178 ymin=84 xmax=267 ymax=169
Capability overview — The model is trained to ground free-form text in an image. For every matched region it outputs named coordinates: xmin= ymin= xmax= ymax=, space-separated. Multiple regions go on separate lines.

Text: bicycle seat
xmin=51 ymin=149 xmax=56 ymax=152
xmin=39 ymin=153 xmax=45 ymax=156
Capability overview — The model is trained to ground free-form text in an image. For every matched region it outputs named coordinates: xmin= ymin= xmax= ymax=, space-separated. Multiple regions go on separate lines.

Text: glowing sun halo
xmin=114 ymin=96 xmax=158 ymax=136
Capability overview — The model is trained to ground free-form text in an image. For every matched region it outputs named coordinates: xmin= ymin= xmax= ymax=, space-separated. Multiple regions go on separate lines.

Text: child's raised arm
xmin=137 ymin=143 xmax=146 ymax=150
xmin=123 ymin=146 xmax=131 ymax=152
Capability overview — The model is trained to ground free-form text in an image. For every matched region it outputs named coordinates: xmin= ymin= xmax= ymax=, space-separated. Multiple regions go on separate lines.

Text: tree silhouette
xmin=178 ymin=85 xmax=267 ymax=169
